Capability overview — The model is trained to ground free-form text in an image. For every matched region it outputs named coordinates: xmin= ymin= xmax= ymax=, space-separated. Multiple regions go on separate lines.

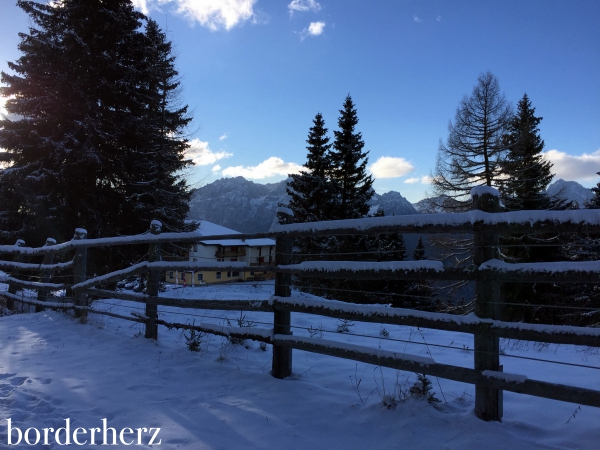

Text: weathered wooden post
xmin=472 ymin=187 xmax=502 ymax=421
xmin=73 ymin=229 xmax=88 ymax=322
xmin=272 ymin=208 xmax=294 ymax=379
xmin=37 ymin=237 xmax=56 ymax=312
xmin=6 ymin=239 xmax=25 ymax=310
xmin=145 ymin=220 xmax=162 ymax=340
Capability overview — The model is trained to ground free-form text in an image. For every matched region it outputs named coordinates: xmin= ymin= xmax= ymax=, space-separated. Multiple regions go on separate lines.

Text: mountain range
xmin=188 ymin=177 xmax=417 ymax=233
xmin=547 ymin=179 xmax=594 ymax=207
xmin=187 ymin=176 xmax=594 ymax=233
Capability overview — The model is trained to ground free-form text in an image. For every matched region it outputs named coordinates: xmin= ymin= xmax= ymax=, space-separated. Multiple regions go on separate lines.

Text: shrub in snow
xmin=184 ymin=329 xmax=203 ymax=352
xmin=409 ymin=374 xmax=441 ymax=406
xmin=226 ymin=312 xmax=256 ymax=346
xmin=336 ymin=319 xmax=354 ymax=333
xmin=308 ymin=324 xmax=324 ymax=338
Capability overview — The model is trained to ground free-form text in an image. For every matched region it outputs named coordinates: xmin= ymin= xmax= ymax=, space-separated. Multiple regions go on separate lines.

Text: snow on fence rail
xmin=2 ymin=190 xmax=600 ymax=422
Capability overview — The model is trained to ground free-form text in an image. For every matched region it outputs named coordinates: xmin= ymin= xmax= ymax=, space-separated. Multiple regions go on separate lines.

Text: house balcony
xmin=215 ymin=249 xmax=247 ymax=258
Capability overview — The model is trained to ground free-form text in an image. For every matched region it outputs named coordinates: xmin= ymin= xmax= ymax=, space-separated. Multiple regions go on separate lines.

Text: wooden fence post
xmin=73 ymin=229 xmax=88 ymax=322
xmin=272 ymin=209 xmax=294 ymax=379
xmin=6 ymin=239 xmax=25 ymax=310
xmin=472 ymin=188 xmax=503 ymax=421
xmin=37 ymin=237 xmax=56 ymax=312
xmin=145 ymin=220 xmax=161 ymax=340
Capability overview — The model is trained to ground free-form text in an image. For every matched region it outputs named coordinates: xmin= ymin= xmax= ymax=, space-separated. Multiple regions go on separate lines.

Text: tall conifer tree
xmin=329 ymin=95 xmax=374 ymax=220
xmin=123 ymin=19 xmax=194 ymax=233
xmin=0 ymin=1 xmax=193 ymax=256
xmin=499 ymin=94 xmax=553 ymax=211
xmin=286 ymin=113 xmax=332 ymax=223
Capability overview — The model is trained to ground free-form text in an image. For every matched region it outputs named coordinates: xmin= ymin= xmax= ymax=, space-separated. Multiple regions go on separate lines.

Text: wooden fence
xmin=1 ymin=190 xmax=600 ymax=422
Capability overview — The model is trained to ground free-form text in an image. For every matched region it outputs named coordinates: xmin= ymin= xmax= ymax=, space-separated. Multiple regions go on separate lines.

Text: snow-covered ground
xmin=1 ymin=281 xmax=599 ymax=449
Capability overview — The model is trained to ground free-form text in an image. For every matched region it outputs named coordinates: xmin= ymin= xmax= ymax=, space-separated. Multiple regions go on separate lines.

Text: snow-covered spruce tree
xmin=413 ymin=236 xmax=426 ymax=261
xmin=122 ymin=19 xmax=194 ymax=235
xmin=499 ymin=94 xmax=554 ymax=212
xmin=329 ymin=95 xmax=374 ymax=220
xmin=0 ymin=0 xmax=144 ymax=246
xmin=431 ymin=72 xmax=512 ymax=212
xmin=0 ymin=2 xmax=192 ymax=267
xmin=286 ymin=112 xmax=332 ymax=223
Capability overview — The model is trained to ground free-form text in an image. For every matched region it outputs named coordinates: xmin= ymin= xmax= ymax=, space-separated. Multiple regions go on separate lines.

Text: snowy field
xmin=1 ymin=281 xmax=599 ymax=449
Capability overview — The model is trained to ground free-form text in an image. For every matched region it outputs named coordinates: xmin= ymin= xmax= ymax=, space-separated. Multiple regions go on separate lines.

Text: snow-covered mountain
xmin=370 ymin=191 xmax=418 ymax=216
xmin=411 ymin=180 xmax=594 ymax=212
xmin=547 ymin=179 xmax=593 ymax=208
xmin=188 ymin=177 xmax=417 ymax=233
xmin=188 ymin=177 xmax=288 ymax=233
xmin=412 ymin=197 xmax=446 ymax=214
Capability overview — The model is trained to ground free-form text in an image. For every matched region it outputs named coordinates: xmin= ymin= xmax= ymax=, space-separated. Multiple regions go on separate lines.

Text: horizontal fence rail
xmin=2 ymin=191 xmax=600 ymax=423
xmin=269 ymin=208 xmax=600 ymax=236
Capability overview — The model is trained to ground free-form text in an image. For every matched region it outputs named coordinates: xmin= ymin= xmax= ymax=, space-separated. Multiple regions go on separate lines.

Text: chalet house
xmin=165 ymin=221 xmax=276 ymax=285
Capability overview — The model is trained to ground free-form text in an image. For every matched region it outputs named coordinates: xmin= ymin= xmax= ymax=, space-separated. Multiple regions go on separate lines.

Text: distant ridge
xmin=187 ymin=177 xmax=418 ymax=233
xmin=410 ymin=179 xmax=593 ymax=213
xmin=546 ymin=179 xmax=593 ymax=208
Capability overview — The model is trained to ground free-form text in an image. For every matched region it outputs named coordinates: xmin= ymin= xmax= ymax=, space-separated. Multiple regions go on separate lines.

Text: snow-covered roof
xmin=195 ymin=221 xmax=275 ymax=247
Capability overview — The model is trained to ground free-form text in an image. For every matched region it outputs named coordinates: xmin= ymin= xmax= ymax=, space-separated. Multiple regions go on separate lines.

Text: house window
xmin=169 ymin=271 xmax=174 ymax=279
xmin=232 ymin=271 xmax=240 ymax=277
xmin=216 ymin=272 xmax=222 ymax=279
xmin=197 ymin=273 xmax=203 ymax=282
xmin=227 ymin=271 xmax=231 ymax=278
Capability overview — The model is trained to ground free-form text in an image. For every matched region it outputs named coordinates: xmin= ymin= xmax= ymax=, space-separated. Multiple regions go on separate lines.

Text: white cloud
xmin=413 ymin=15 xmax=422 ymax=23
xmin=436 ymin=15 xmax=442 ymax=22
xmin=543 ymin=149 xmax=600 ymax=181
xmin=308 ymin=21 xmax=325 ymax=35
xmin=221 ymin=157 xmax=302 ymax=179
xmin=219 ymin=133 xmax=228 ymax=141
xmin=131 ymin=0 xmax=150 ymax=14
xmin=133 ymin=0 xmax=258 ymax=31
xmin=300 ymin=21 xmax=326 ymax=40
xmin=212 ymin=164 xmax=222 ymax=172
xmin=369 ymin=156 xmax=414 ymax=179
xmin=404 ymin=175 xmax=431 ymax=184
xmin=187 ymin=139 xmax=233 ymax=165
xmin=288 ymin=0 xmax=321 ymax=15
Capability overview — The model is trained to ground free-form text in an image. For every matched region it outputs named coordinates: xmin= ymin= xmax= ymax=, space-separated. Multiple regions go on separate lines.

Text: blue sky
xmin=1 ymin=0 xmax=599 ymax=202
